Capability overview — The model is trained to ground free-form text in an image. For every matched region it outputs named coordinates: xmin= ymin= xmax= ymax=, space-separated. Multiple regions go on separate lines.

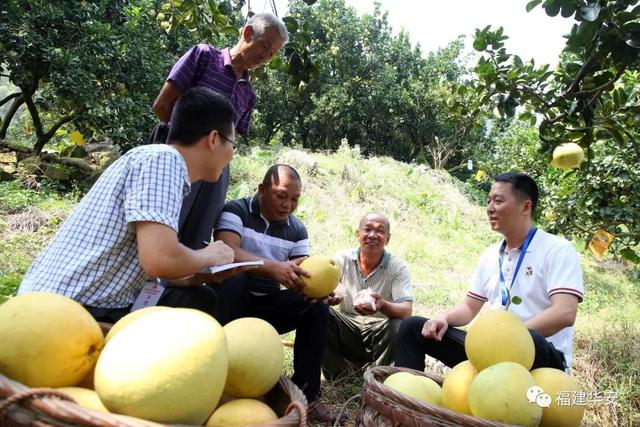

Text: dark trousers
xmin=395 ymin=316 xmax=566 ymax=371
xmin=213 ymin=273 xmax=330 ymax=402
xmin=84 ymin=285 xmax=218 ymax=324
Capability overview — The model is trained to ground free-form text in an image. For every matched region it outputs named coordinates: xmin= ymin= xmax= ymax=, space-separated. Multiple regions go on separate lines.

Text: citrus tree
xmin=469 ymin=0 xmax=640 ymax=260
xmin=0 ymin=0 xmax=177 ymax=153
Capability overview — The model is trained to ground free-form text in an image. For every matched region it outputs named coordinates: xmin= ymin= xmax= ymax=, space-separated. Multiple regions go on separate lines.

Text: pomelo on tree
xmin=0 ymin=292 xmax=104 ymax=387
xmin=551 ymin=143 xmax=584 ymax=169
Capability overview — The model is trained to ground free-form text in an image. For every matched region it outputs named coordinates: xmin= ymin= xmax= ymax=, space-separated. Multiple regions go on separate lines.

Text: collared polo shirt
xmin=334 ymin=247 xmax=413 ymax=319
xmin=215 ymin=194 xmax=309 ymax=293
xmin=18 ymin=145 xmax=190 ymax=308
xmin=167 ymin=44 xmax=256 ymax=135
xmin=467 ymin=228 xmax=584 ymax=368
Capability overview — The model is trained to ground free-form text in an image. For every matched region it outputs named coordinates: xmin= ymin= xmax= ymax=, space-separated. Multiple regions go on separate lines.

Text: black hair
xmin=167 ymin=87 xmax=236 ymax=146
xmin=261 ymin=164 xmax=301 ymax=188
xmin=494 ymin=172 xmax=539 ymax=216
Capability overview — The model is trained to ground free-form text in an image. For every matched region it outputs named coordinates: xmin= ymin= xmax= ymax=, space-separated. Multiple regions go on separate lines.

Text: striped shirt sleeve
xmin=236 ymin=98 xmax=255 ymax=135
xmin=546 ymin=241 xmax=584 ymax=302
xmin=214 ymin=200 xmax=247 ymax=237
xmin=167 ymin=44 xmax=211 ymax=93
xmin=289 ymin=222 xmax=309 ymax=259
xmin=467 ymin=250 xmax=491 ymax=302
xmin=390 ymin=258 xmax=413 ymax=303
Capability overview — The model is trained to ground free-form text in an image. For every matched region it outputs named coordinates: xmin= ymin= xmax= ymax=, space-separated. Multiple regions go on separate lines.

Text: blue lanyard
xmin=499 ymin=227 xmax=537 ymax=306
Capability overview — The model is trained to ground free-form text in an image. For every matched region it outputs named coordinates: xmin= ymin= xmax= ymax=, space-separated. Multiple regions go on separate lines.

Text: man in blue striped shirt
xmin=18 ymin=88 xmax=236 ymax=323
xmin=214 ymin=165 xmax=342 ymax=424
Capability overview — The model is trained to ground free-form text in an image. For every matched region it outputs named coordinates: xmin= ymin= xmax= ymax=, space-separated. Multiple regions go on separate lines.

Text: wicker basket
xmin=356 ymin=366 xmax=515 ymax=427
xmin=0 ymin=373 xmax=307 ymax=427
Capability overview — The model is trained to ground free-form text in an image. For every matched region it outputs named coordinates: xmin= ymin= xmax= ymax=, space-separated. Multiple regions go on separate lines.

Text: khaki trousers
xmin=322 ymin=307 xmax=402 ymax=380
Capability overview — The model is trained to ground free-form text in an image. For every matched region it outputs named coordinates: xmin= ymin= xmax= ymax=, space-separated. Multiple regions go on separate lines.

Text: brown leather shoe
xmin=307 ymin=401 xmax=346 ymax=425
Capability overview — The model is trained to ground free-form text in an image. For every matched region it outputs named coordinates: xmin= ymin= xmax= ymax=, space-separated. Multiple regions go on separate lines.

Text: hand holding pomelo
xmin=298 ymin=255 xmax=340 ymax=298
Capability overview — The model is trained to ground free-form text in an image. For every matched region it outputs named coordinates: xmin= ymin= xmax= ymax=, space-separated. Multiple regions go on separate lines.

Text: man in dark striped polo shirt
xmin=214 ymin=165 xmax=342 ymax=424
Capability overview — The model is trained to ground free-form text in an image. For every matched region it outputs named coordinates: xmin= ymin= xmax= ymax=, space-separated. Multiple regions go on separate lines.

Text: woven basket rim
xmin=359 ymin=365 xmax=518 ymax=427
xmin=0 ymin=373 xmax=307 ymax=427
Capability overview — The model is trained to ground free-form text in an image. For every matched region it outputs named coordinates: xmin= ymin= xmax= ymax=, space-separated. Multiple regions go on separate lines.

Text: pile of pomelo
xmin=0 ymin=292 xmax=285 ymax=426
xmin=445 ymin=310 xmax=584 ymax=426
xmin=382 ymin=310 xmax=585 ymax=426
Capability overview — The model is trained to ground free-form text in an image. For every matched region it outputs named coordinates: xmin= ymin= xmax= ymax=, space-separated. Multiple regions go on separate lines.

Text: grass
xmin=1 ymin=144 xmax=638 ymax=426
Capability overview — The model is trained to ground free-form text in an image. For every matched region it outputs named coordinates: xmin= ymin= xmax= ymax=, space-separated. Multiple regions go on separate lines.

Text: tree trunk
xmin=22 ymin=89 xmax=75 ymax=155
xmin=0 ymin=95 xmax=25 ymax=139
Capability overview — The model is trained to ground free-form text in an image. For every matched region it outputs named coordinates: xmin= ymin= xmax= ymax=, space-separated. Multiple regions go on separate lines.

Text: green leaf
xmin=568 ymin=130 xmax=583 ymax=141
xmin=560 ymin=4 xmax=575 ymax=18
xmin=581 ymin=4 xmax=601 ymax=22
xmin=282 ymin=16 xmax=298 ymax=33
xmin=626 ymin=31 xmax=640 ymax=48
xmin=473 ymin=36 xmax=488 ymax=51
xmin=511 ymin=296 xmax=522 ymax=305
xmin=526 ymin=0 xmax=543 ymax=12
xmin=519 ymin=111 xmax=532 ymax=121
xmin=620 ymin=248 xmax=640 ymax=263
xmin=544 ymin=0 xmax=561 ymax=17
xmin=220 ymin=25 xmax=239 ymax=36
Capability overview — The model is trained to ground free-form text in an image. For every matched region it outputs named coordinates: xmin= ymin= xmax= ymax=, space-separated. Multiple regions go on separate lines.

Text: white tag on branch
xmin=353 ymin=288 xmax=376 ymax=311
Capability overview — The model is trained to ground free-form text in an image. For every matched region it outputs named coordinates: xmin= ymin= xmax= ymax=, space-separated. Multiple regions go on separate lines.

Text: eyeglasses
xmin=218 ymin=132 xmax=235 ymax=145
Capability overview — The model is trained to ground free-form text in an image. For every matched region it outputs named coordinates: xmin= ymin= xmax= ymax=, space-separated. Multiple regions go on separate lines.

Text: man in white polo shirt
xmin=395 ymin=172 xmax=584 ymax=372
xmin=323 ymin=213 xmax=413 ymax=379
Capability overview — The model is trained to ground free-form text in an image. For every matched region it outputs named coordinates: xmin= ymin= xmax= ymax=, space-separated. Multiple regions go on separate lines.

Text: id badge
xmin=131 ymin=279 xmax=164 ymax=311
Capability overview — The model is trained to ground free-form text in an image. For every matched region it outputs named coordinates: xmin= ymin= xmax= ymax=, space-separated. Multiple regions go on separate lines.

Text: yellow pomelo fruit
xmin=469 ymin=361 xmax=542 ymax=426
xmin=206 ymin=399 xmax=278 ymax=426
xmin=0 ymin=292 xmax=103 ymax=387
xmin=223 ymin=317 xmax=284 ymax=397
xmin=465 ymin=310 xmax=534 ymax=371
xmin=299 ymin=255 xmax=340 ymax=298
xmin=383 ymin=372 xmax=437 ymax=405
xmin=551 ymin=143 xmax=584 ymax=169
xmin=442 ymin=360 xmax=478 ymax=415
xmin=94 ymin=309 xmax=227 ymax=424
xmin=415 ymin=375 xmax=443 ymax=406
xmin=105 ymin=306 xmax=170 ymax=342
xmin=56 ymin=387 xmax=109 ymax=413
xmin=531 ymin=368 xmax=585 ymax=427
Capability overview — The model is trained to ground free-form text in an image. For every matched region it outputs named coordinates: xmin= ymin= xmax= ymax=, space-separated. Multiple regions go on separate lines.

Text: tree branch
xmin=22 ymin=90 xmax=44 ymax=141
xmin=0 ymin=92 xmax=20 ymax=108
xmin=42 ymin=110 xmax=77 ymax=142
xmin=568 ymin=66 xmax=626 ymax=99
xmin=561 ymin=53 xmax=602 ymax=97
